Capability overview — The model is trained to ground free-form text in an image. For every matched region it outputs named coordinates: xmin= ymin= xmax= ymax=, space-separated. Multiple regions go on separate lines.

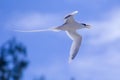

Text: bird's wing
xmin=64 ymin=11 xmax=78 ymax=19
xmin=64 ymin=11 xmax=78 ymax=23
xmin=66 ymin=30 xmax=82 ymax=63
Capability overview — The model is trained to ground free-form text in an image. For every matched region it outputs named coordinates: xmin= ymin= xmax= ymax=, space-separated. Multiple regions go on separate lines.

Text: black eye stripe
xmin=81 ymin=23 xmax=86 ymax=26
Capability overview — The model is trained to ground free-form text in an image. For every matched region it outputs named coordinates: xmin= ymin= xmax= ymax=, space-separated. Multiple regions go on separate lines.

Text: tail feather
xmin=14 ymin=28 xmax=60 ymax=32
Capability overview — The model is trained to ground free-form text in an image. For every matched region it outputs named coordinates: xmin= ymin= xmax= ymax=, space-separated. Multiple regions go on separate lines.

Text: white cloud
xmin=88 ymin=8 xmax=120 ymax=45
xmin=69 ymin=8 xmax=120 ymax=79
xmin=69 ymin=47 xmax=120 ymax=80
xmin=6 ymin=12 xmax=63 ymax=30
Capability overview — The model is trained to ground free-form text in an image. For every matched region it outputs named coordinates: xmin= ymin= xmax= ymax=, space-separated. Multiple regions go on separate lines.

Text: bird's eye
xmin=81 ymin=23 xmax=86 ymax=26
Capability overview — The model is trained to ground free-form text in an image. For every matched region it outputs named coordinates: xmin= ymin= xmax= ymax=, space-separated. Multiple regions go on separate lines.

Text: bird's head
xmin=81 ymin=23 xmax=91 ymax=29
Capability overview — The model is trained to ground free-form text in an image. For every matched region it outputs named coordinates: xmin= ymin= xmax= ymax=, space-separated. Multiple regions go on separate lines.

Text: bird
xmin=15 ymin=11 xmax=91 ymax=63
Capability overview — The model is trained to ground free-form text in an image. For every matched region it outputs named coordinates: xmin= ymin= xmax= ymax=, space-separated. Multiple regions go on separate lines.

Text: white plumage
xmin=15 ymin=11 xmax=91 ymax=63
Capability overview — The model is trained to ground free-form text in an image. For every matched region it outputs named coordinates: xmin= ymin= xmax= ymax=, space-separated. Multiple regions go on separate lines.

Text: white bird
xmin=15 ymin=11 xmax=91 ymax=63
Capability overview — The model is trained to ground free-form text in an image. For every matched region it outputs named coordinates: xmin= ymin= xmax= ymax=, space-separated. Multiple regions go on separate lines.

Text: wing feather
xmin=66 ymin=31 xmax=82 ymax=63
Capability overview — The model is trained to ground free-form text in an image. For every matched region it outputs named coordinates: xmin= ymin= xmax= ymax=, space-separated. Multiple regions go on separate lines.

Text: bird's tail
xmin=14 ymin=27 xmax=60 ymax=32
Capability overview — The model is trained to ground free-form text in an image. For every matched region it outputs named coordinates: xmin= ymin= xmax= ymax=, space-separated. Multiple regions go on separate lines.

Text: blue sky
xmin=0 ymin=0 xmax=120 ymax=80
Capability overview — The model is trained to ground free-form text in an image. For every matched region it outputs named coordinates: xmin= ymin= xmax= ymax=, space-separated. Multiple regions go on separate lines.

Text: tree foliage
xmin=0 ymin=37 xmax=28 ymax=80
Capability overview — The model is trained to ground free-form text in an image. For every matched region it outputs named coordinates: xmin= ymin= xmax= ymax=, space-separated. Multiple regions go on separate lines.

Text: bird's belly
xmin=61 ymin=24 xmax=79 ymax=31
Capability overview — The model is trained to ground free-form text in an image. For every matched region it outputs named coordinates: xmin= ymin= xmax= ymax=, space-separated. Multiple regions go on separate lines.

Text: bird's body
xmin=15 ymin=11 xmax=91 ymax=63
xmin=52 ymin=11 xmax=90 ymax=63
xmin=55 ymin=21 xmax=81 ymax=31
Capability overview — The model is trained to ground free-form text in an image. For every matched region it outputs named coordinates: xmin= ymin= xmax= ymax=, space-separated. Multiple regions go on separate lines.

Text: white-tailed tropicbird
xmin=15 ymin=11 xmax=91 ymax=63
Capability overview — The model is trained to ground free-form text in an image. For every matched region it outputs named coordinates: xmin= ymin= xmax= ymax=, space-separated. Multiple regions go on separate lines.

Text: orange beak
xmin=86 ymin=25 xmax=91 ymax=29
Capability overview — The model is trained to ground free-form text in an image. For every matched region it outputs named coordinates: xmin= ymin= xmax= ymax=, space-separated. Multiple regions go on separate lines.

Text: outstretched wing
xmin=66 ymin=30 xmax=82 ymax=63
xmin=64 ymin=11 xmax=78 ymax=23
xmin=64 ymin=11 xmax=78 ymax=19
